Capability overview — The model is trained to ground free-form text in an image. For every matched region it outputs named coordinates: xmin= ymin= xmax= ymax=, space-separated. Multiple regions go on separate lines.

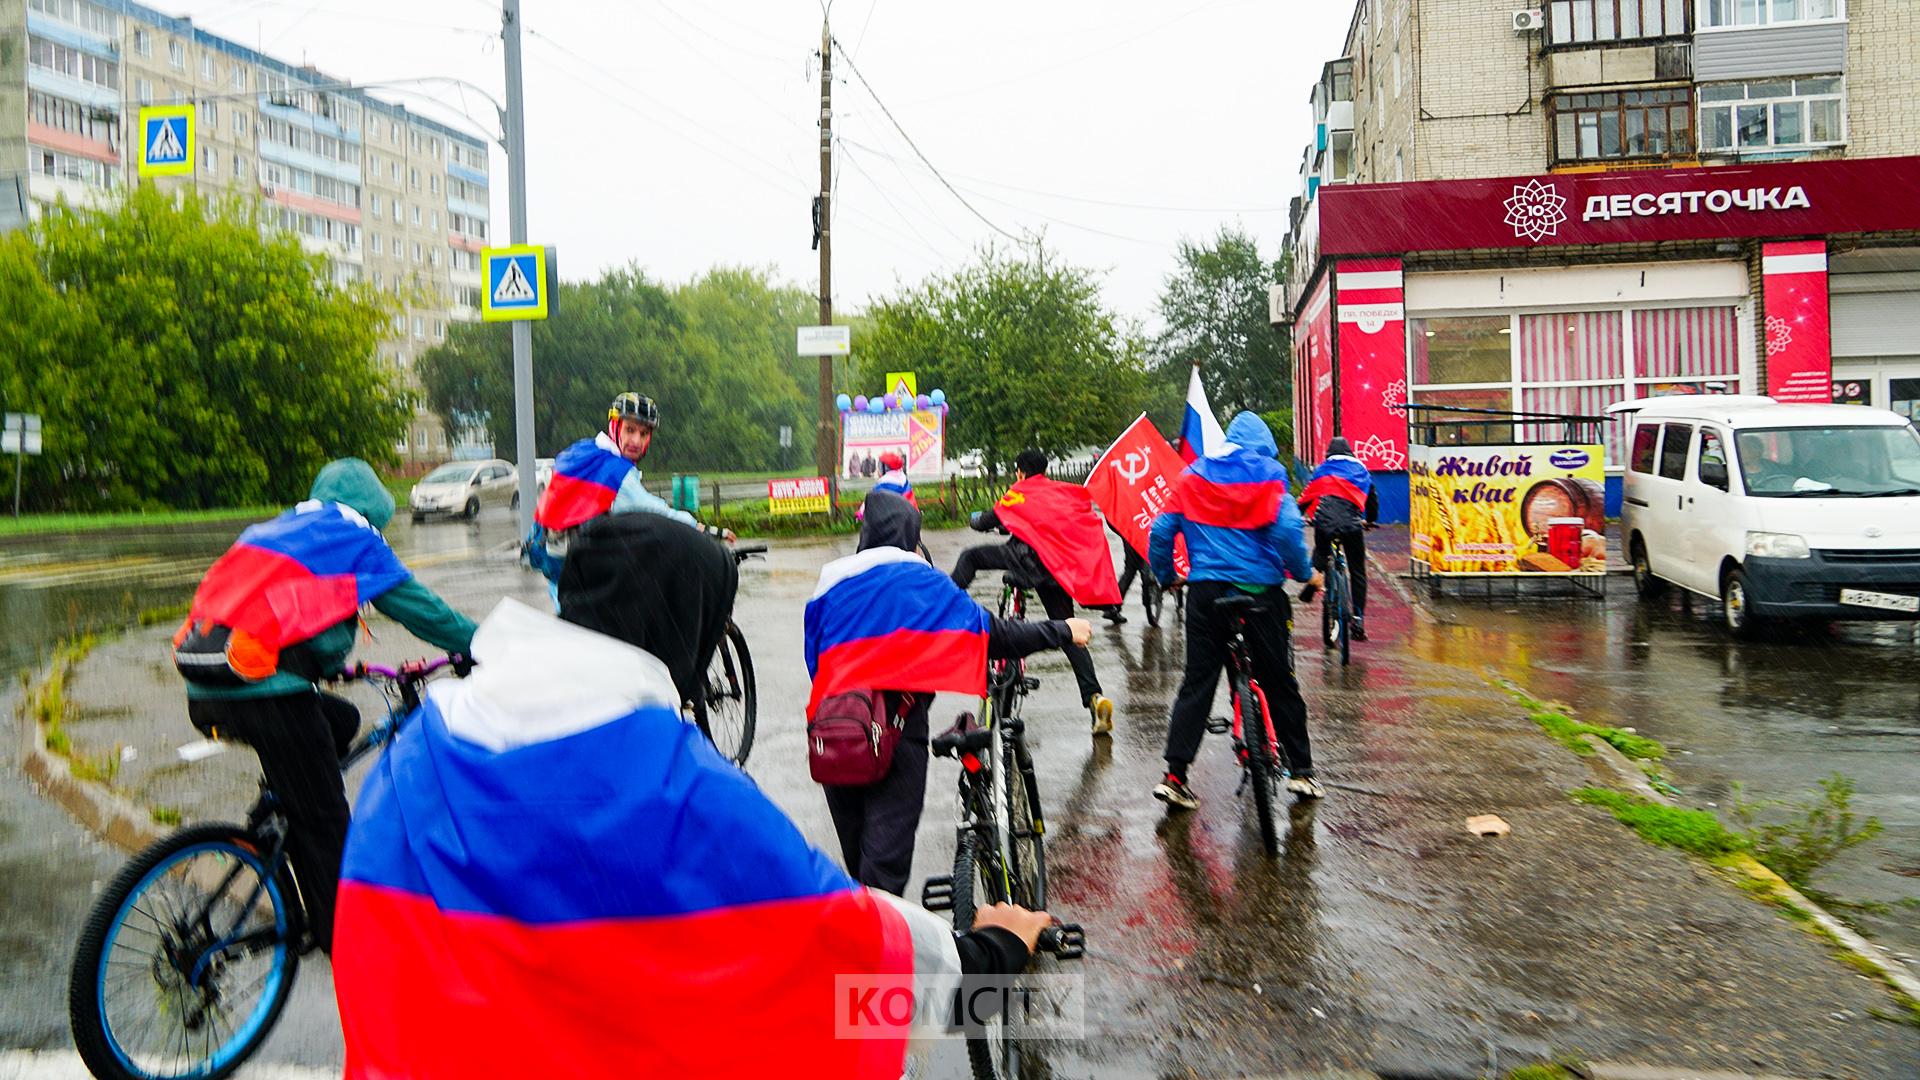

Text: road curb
xmin=1576 ymin=733 xmax=1664 ymax=801
xmin=14 ymin=669 xmax=165 ymax=856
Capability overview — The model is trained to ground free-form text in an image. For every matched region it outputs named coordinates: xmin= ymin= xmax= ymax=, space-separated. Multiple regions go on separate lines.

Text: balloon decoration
xmin=930 ymin=388 xmax=946 ymax=405
xmin=853 ymin=395 xmax=868 ymax=412
xmin=836 ymin=393 xmax=852 ymax=411
xmin=915 ymin=394 xmax=930 ymax=410
xmin=835 ymin=386 xmax=952 ymax=415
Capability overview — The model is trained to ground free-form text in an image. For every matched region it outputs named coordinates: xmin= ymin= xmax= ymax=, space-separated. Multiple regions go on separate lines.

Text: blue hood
xmin=1225 ymin=412 xmax=1278 ymax=459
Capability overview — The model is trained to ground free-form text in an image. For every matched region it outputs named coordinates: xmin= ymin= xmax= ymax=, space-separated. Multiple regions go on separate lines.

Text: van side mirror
xmin=1701 ymin=460 xmax=1729 ymax=491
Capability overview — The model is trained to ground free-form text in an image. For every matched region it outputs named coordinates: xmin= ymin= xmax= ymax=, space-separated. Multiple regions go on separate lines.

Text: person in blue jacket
xmin=1147 ymin=412 xmax=1324 ymax=811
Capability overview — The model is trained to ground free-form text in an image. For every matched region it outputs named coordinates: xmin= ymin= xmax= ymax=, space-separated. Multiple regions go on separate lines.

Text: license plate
xmin=1839 ymin=588 xmax=1920 ymax=613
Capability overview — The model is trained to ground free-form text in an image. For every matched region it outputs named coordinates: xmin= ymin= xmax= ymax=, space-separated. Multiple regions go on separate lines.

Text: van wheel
xmin=464 ymin=496 xmax=480 ymax=520
xmin=1722 ymin=567 xmax=1763 ymax=639
xmin=1631 ymin=537 xmax=1665 ymax=599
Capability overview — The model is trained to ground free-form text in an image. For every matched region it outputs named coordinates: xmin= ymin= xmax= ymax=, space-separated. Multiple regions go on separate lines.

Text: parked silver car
xmin=409 ymin=458 xmax=517 ymax=522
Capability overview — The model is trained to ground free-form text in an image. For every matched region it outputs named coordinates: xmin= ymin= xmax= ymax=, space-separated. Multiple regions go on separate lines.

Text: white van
xmin=1613 ymin=396 xmax=1920 ymax=636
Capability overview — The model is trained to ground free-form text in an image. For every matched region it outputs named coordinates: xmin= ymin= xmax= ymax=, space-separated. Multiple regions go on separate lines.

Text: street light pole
xmin=503 ymin=0 xmax=538 ymax=537
xmin=814 ymin=19 xmax=836 ymax=489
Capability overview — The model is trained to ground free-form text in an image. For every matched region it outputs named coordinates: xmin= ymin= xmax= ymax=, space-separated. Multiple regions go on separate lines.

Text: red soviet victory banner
xmin=992 ymin=476 xmax=1123 ymax=607
xmin=1086 ymin=414 xmax=1190 ymax=579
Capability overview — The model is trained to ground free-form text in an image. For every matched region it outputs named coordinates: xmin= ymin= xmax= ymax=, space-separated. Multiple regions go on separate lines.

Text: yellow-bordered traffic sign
xmin=137 ymin=104 xmax=194 ymax=177
xmin=480 ymin=245 xmax=549 ymax=321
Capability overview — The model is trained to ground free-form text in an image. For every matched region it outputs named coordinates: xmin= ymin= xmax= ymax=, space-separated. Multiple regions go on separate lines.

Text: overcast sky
xmin=184 ymin=0 xmax=1353 ymax=326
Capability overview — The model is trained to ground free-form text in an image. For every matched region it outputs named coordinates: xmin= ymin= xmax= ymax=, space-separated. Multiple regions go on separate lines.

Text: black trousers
xmin=822 ymin=738 xmax=930 ymax=896
xmin=1312 ymin=528 xmax=1369 ymax=616
xmin=188 ymin=691 xmax=359 ymax=952
xmin=1161 ymin=581 xmax=1312 ymax=778
xmin=952 ymin=544 xmax=1102 ymax=707
xmin=1114 ymin=545 xmax=1148 ymax=606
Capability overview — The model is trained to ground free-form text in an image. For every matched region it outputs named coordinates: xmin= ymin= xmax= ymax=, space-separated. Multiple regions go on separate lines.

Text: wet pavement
xmin=4 ymin=514 xmax=1919 ymax=1076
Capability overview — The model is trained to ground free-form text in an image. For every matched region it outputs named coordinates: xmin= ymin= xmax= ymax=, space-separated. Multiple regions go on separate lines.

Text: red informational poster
xmin=1334 ymin=257 xmax=1409 ymax=471
xmin=1086 ymin=414 xmax=1189 ymax=578
xmin=1299 ymin=275 xmax=1334 ymax=466
xmin=1761 ymin=240 xmax=1831 ymax=404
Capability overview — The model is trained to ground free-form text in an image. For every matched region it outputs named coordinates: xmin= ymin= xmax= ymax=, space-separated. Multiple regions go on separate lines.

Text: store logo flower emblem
xmin=1765 ymin=315 xmax=1793 ymax=356
xmin=1503 ymin=180 xmax=1567 ymax=243
xmin=1353 ymin=434 xmax=1407 ymax=471
xmin=1382 ymin=379 xmax=1408 ymax=412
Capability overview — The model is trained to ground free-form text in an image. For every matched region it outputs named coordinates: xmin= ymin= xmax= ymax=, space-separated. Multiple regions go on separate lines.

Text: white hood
xmin=426 ymin=598 xmax=680 ymax=752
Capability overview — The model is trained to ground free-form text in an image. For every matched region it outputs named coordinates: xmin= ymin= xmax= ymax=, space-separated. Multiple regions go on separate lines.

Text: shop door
xmin=1887 ymin=366 xmax=1920 ymax=425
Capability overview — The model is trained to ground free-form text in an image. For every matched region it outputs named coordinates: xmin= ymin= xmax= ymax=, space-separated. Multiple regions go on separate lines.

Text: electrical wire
xmin=849 ymin=0 xmax=880 ymax=60
xmin=837 ymin=140 xmax=953 ymax=264
xmin=830 ymin=39 xmax=1023 ymax=243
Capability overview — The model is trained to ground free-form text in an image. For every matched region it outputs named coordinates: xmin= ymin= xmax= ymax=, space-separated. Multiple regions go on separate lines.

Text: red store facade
xmin=1285 ymin=155 xmax=1920 ymax=522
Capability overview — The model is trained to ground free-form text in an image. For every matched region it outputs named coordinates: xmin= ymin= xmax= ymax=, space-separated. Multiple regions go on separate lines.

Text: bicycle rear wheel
xmin=1140 ymin=576 xmax=1163 ymax=628
xmin=1003 ymin=733 xmax=1047 ymax=910
xmin=70 ymin=824 xmax=300 ymax=1080
xmin=1233 ymin=670 xmax=1282 ymax=857
xmin=691 ymin=622 xmax=756 ymax=765
xmin=1331 ymin=561 xmax=1351 ymax=667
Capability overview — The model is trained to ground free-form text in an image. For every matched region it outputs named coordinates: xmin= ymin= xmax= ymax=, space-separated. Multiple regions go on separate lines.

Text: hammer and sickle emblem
xmin=1111 ymin=452 xmax=1149 ymax=485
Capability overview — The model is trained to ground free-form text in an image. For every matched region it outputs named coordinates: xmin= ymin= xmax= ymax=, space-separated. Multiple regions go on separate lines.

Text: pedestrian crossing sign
xmin=137 ymin=105 xmax=194 ymax=177
xmin=481 ymin=245 xmax=549 ymax=321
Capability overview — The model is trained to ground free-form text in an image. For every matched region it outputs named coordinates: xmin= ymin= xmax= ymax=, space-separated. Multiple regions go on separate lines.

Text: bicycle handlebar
xmin=335 ymin=655 xmax=465 ymax=684
xmin=732 ymin=543 xmax=769 ymax=562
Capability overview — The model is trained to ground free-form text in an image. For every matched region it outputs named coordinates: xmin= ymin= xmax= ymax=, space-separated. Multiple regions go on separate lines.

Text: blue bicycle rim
xmin=98 ymin=840 xmax=290 ymax=1079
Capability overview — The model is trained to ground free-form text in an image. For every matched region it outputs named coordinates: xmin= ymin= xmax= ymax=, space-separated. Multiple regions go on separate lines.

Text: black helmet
xmin=609 ymin=392 xmax=659 ymax=429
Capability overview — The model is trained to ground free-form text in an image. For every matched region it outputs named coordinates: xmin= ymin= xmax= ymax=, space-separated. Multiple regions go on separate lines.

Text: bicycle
xmin=1203 ymin=593 xmax=1291 ymax=856
xmin=1319 ymin=536 xmax=1354 ymax=666
xmin=922 ymin=573 xmax=1083 ymax=1079
xmin=67 ymin=657 xmax=460 ymax=1080
xmin=686 ymin=542 xmax=764 ymax=766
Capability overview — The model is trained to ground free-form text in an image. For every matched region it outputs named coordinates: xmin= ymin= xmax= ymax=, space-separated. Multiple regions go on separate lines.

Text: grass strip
xmin=1570 ymin=787 xmax=1746 ymax=857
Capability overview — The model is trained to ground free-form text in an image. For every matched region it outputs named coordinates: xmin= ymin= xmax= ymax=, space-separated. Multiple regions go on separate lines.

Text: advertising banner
xmin=1298 ymin=275 xmax=1334 ymax=465
xmin=1761 ymin=240 xmax=1831 ymax=404
xmin=1315 ymin=156 xmax=1920 ymax=256
xmin=841 ymin=410 xmax=944 ymax=480
xmin=1409 ymin=443 xmax=1607 ymax=575
xmin=768 ymin=476 xmax=831 ymax=516
xmin=1334 ymin=257 xmax=1410 ymax=471
xmin=1086 ymin=414 xmax=1190 ymax=578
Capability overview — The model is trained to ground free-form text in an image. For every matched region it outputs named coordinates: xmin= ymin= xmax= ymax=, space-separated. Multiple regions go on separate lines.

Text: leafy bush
xmin=1733 ymin=775 xmax=1883 ymax=890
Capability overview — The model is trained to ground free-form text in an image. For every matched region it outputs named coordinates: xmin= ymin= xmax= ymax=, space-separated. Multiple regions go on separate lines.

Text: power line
xmin=830 ymin=38 xmax=1022 ymax=244
xmin=850 ymin=0 xmax=881 ymax=60
xmin=837 ymin=140 xmax=952 ymax=264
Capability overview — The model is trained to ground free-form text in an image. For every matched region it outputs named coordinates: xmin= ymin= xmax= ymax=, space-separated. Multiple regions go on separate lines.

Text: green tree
xmin=0 ymin=186 xmax=409 ymax=511
xmin=417 ymin=265 xmax=820 ymax=472
xmin=859 ymin=244 xmax=1150 ymax=478
xmin=1154 ymin=225 xmax=1290 ymax=414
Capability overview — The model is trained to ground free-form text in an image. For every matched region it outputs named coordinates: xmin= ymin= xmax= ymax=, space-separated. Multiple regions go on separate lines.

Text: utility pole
xmin=814 ymin=19 xmax=837 ymax=486
xmin=503 ymin=0 xmax=538 ymax=536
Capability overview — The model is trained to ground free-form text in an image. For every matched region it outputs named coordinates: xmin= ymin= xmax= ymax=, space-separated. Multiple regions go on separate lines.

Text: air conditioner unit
xmin=1512 ymin=9 xmax=1546 ymax=31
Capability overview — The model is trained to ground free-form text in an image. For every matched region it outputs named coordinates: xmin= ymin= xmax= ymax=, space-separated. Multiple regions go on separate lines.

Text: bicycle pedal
xmin=1021 ymin=676 xmax=1040 ymax=692
xmin=920 ymin=875 xmax=955 ymax=912
xmin=1205 ymin=716 xmax=1231 ymax=735
xmin=1040 ymin=922 xmax=1086 ymax=960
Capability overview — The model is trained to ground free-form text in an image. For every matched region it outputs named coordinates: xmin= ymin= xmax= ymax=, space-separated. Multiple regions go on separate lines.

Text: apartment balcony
xmin=1695 ymin=17 xmax=1846 ymax=81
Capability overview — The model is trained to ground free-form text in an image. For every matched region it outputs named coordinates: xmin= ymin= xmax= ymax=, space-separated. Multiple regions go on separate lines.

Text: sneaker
xmin=1350 ymin=616 xmax=1368 ymax=642
xmin=1286 ymin=775 xmax=1326 ymax=800
xmin=1103 ymin=608 xmax=1128 ymax=626
xmin=1089 ymin=694 xmax=1115 ymax=736
xmin=1153 ymin=773 xmax=1199 ymax=811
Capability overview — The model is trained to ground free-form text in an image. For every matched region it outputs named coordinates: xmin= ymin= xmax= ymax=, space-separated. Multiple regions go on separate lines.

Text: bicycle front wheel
xmin=1233 ymin=670 xmax=1282 ymax=857
xmin=1331 ymin=563 xmax=1351 ymax=667
xmin=70 ymin=824 xmax=300 ymax=1080
xmin=691 ymin=622 xmax=756 ymax=765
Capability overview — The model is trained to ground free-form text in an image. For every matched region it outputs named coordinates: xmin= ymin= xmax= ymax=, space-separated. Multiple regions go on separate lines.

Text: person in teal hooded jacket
xmin=178 ymin=458 xmax=476 ymax=952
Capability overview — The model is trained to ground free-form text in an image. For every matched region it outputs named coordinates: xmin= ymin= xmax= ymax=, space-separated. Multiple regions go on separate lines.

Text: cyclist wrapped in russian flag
xmin=1147 ymin=412 xmax=1323 ymax=810
xmin=809 ymin=492 xmax=1084 ymax=895
xmin=870 ymin=450 xmax=918 ymax=508
xmin=335 ymin=512 xmax=1043 ymax=1079
xmin=1298 ymin=437 xmax=1379 ymax=641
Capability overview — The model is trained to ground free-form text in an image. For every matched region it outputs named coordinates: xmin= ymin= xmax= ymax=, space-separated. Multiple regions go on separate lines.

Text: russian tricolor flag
xmin=1298 ymin=457 xmax=1371 ymax=520
xmin=1173 ymin=451 xmax=1291 ymax=530
xmin=535 ymin=434 xmax=634 ymax=531
xmin=805 ymin=547 xmax=988 ymax=717
xmin=335 ymin=599 xmax=938 ymax=1079
xmin=1178 ymin=364 xmax=1229 ymax=464
xmin=185 ymin=501 xmax=409 ymax=674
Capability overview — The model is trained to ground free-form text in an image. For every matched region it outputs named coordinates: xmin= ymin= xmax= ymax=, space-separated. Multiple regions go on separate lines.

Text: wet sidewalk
xmin=14 ymin=528 xmax=1920 ymax=1076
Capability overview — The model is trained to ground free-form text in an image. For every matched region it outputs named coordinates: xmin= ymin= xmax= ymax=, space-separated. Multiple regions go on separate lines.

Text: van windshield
xmin=1735 ymin=425 xmax=1920 ymax=497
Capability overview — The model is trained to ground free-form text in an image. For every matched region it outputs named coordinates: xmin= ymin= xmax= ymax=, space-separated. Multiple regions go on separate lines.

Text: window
xmin=27 ymin=38 xmax=119 ymax=88
xmin=370 ymin=194 xmax=382 ymax=216
xmin=1700 ymin=77 xmax=1843 ymax=151
xmin=1392 ymin=46 xmax=1402 ymax=98
xmin=413 ymin=242 xmax=423 ymax=263
xmin=429 ymin=248 xmax=441 ymax=268
xmin=413 ymin=316 xmax=425 ymax=338
xmin=232 ymin=64 xmax=246 ymax=90
xmin=392 ymin=202 xmax=402 ymax=224
xmin=29 ymin=92 xmax=114 ymax=143
xmin=1412 ymin=316 xmax=1511 ymax=385
xmin=1634 ymin=307 xmax=1739 ymax=386
xmin=233 ymin=153 xmax=245 ymax=176
xmin=135 ymin=79 xmax=153 ymax=104
xmin=412 ymin=205 xmax=422 ymax=226
xmin=202 ymin=54 xmax=214 ymax=80
xmin=134 ymin=29 xmax=150 ymax=56
xmin=1658 ymin=423 xmax=1693 ymax=480
xmin=430 ymin=210 xmax=439 ymax=231
xmin=409 ymin=167 xmax=420 ymax=190
xmin=434 ymin=320 xmax=444 ymax=339
xmin=35 ymin=148 xmax=114 ymax=188
xmin=200 ymin=101 xmax=217 ymax=128
xmin=1552 ymin=88 xmax=1693 ymax=162
xmin=1630 ymin=424 xmax=1660 ymax=473
xmin=371 ymin=233 xmax=382 ymax=255
xmin=430 ymin=173 xmax=439 ymax=194
xmin=168 ymin=40 xmax=183 ymax=69
xmin=1703 ymin=0 xmax=1839 ymax=27
xmin=1698 ymin=427 xmax=1730 ymax=490
xmin=431 ymin=138 xmax=441 ymax=160
xmin=30 ymin=0 xmax=118 ymax=35
xmin=1549 ymin=0 xmax=1686 ymax=43
xmin=391 ymin=121 xmax=400 ymax=142
xmin=202 ymin=146 xmax=215 ymax=175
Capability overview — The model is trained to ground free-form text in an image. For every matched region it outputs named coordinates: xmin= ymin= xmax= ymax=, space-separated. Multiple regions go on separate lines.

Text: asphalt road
xmin=3 ymin=513 xmax=1918 ymax=1076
